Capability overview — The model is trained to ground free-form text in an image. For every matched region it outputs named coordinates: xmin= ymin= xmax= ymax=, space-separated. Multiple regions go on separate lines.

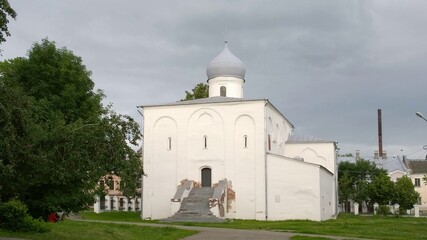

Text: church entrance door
xmin=201 ymin=168 xmax=212 ymax=187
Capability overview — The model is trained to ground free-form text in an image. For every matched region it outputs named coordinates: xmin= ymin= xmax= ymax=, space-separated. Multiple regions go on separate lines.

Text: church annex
xmin=139 ymin=43 xmax=337 ymax=221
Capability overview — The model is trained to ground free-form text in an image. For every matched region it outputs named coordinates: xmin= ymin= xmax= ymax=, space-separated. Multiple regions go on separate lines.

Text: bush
xmin=376 ymin=205 xmax=391 ymax=216
xmin=0 ymin=200 xmax=49 ymax=232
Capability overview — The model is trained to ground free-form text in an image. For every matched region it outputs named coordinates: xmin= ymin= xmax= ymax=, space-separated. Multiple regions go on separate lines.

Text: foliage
xmin=182 ymin=83 xmax=209 ymax=100
xmin=0 ymin=200 xmax=49 ymax=232
xmin=338 ymin=159 xmax=387 ymax=210
xmin=368 ymin=172 xmax=395 ymax=205
xmin=375 ymin=205 xmax=391 ymax=216
xmin=423 ymin=174 xmax=427 ymax=186
xmin=0 ymin=0 xmax=16 ymax=46
xmin=393 ymin=176 xmax=419 ymax=210
xmin=0 ymin=39 xmax=143 ymax=219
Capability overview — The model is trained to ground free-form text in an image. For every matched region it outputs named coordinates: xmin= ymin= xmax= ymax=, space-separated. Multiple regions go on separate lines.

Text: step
xmin=160 ymin=187 xmax=224 ymax=223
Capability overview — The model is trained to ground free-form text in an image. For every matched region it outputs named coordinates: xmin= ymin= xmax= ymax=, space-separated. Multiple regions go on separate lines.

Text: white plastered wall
xmin=266 ymin=154 xmax=322 ymax=221
xmin=208 ymin=77 xmax=244 ymax=98
xmin=265 ymin=103 xmax=294 ymax=156
xmin=142 ymin=100 xmax=268 ymax=220
xmin=285 ymin=142 xmax=336 ymax=174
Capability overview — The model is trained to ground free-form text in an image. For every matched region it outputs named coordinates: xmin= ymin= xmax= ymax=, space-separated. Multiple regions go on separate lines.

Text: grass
xmin=81 ymin=212 xmax=427 ymax=240
xmin=0 ymin=219 xmax=196 ymax=240
xmin=3 ymin=212 xmax=427 ymax=240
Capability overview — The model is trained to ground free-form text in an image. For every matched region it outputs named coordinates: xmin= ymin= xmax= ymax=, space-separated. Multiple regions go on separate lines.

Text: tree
xmin=0 ymin=0 xmax=16 ymax=46
xmin=368 ymin=172 xmax=395 ymax=205
xmin=182 ymin=83 xmax=209 ymax=100
xmin=0 ymin=39 xmax=143 ymax=218
xmin=338 ymin=159 xmax=387 ymax=212
xmin=393 ymin=176 xmax=420 ymax=211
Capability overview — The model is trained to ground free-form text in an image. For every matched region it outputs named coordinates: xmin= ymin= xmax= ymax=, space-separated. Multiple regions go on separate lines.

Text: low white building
xmin=139 ymin=43 xmax=337 ymax=221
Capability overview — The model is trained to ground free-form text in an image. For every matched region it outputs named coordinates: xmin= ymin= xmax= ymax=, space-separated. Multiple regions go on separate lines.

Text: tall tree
xmin=0 ymin=39 xmax=142 ymax=218
xmin=338 ymin=159 xmax=387 ymax=212
xmin=393 ymin=176 xmax=419 ymax=211
xmin=0 ymin=0 xmax=16 ymax=46
xmin=182 ymin=83 xmax=209 ymax=100
xmin=368 ymin=172 xmax=395 ymax=205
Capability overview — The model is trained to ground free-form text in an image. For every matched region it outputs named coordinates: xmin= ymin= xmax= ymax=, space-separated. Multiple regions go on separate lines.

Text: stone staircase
xmin=161 ymin=187 xmax=225 ymax=223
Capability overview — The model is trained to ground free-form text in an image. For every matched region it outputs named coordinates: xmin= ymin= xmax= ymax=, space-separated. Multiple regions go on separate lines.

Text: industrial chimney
xmin=378 ymin=109 xmax=383 ymax=161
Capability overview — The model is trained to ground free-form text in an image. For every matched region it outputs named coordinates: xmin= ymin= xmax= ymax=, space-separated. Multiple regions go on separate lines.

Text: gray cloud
xmin=2 ymin=0 xmax=427 ymax=158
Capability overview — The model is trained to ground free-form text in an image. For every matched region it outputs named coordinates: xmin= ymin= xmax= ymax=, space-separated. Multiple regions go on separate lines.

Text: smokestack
xmin=378 ymin=109 xmax=383 ymax=159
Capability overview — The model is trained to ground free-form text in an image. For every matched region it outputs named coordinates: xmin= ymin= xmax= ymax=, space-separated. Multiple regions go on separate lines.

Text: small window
xmin=415 ymin=178 xmax=421 ymax=187
xmin=167 ymin=137 xmax=172 ymax=150
xmin=268 ymin=134 xmax=271 ymax=151
xmin=203 ymin=135 xmax=208 ymax=149
xmin=244 ymin=135 xmax=248 ymax=148
xmin=220 ymin=86 xmax=226 ymax=97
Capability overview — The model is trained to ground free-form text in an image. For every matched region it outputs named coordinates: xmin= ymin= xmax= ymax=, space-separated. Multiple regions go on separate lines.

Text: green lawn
xmin=2 ymin=212 xmax=427 ymax=240
xmin=0 ymin=220 xmax=196 ymax=240
xmin=81 ymin=212 xmax=427 ymax=240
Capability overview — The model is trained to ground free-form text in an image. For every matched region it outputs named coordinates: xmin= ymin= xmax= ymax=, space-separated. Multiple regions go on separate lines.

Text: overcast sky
xmin=2 ymin=0 xmax=427 ymax=159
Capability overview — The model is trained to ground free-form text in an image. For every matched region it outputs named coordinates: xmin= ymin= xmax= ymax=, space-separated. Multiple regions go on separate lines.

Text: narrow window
xmin=268 ymin=134 xmax=271 ymax=151
xmin=203 ymin=135 xmax=208 ymax=149
xmin=167 ymin=137 xmax=172 ymax=150
xmin=415 ymin=178 xmax=421 ymax=187
xmin=220 ymin=86 xmax=226 ymax=97
xmin=244 ymin=135 xmax=248 ymax=148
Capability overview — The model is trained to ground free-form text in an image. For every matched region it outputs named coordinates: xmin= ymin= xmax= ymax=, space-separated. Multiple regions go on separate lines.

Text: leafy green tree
xmin=338 ymin=171 xmax=353 ymax=212
xmin=182 ymin=83 xmax=209 ymax=100
xmin=0 ymin=0 xmax=16 ymax=46
xmin=0 ymin=39 xmax=142 ymax=218
xmin=368 ymin=172 xmax=395 ymax=205
xmin=338 ymin=159 xmax=388 ymax=212
xmin=393 ymin=176 xmax=420 ymax=211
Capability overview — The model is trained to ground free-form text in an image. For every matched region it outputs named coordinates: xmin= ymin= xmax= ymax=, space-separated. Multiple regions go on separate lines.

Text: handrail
xmin=209 ymin=179 xmax=227 ymax=218
xmin=171 ymin=180 xmax=194 ymax=202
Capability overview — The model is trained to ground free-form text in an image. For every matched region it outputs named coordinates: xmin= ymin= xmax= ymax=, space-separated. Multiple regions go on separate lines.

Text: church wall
xmin=285 ymin=142 xmax=336 ymax=174
xmin=142 ymin=100 xmax=268 ymax=220
xmin=266 ymin=154 xmax=322 ymax=221
xmin=265 ymin=103 xmax=294 ymax=156
xmin=142 ymin=115 xmax=178 ymax=219
xmin=208 ymin=77 xmax=244 ymax=98
xmin=319 ymin=167 xmax=335 ymax=220
xmin=234 ymin=114 xmax=257 ymax=219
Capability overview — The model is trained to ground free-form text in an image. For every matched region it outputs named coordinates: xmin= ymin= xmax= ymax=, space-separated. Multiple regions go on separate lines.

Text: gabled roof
xmin=138 ymin=97 xmax=295 ymax=129
xmin=406 ymin=160 xmax=427 ymax=174
xmin=337 ymin=155 xmax=407 ymax=174
xmin=138 ymin=96 xmax=261 ymax=108
xmin=286 ymin=135 xmax=335 ymax=144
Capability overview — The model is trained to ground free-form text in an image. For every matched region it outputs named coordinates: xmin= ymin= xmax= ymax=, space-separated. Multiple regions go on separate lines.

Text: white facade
xmin=140 ymin=44 xmax=337 ymax=221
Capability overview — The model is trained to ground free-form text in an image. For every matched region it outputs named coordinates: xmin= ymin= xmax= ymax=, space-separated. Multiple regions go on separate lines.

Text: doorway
xmin=201 ymin=168 xmax=212 ymax=187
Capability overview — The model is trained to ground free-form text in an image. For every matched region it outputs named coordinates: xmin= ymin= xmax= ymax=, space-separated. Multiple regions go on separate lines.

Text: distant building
xmin=338 ymin=150 xmax=427 ymax=211
xmin=93 ymin=174 xmax=142 ymax=213
xmin=405 ymin=159 xmax=427 ymax=205
xmin=139 ymin=43 xmax=338 ymax=221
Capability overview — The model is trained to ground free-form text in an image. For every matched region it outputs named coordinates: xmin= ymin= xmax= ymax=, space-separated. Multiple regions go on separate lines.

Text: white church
xmin=139 ymin=43 xmax=338 ymax=221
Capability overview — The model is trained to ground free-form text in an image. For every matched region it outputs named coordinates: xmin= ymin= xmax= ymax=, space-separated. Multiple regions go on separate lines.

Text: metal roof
xmin=138 ymin=96 xmax=262 ymax=108
xmin=206 ymin=44 xmax=246 ymax=80
xmin=406 ymin=160 xmax=427 ymax=174
xmin=286 ymin=135 xmax=335 ymax=144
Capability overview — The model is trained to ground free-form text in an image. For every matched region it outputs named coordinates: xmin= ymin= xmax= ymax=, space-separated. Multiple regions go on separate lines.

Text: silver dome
xmin=206 ymin=45 xmax=246 ymax=80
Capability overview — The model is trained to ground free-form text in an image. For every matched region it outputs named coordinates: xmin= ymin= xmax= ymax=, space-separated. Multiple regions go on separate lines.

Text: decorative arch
xmin=299 ymin=147 xmax=327 ymax=163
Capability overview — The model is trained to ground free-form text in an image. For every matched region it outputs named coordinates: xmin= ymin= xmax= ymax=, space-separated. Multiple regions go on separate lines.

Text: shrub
xmin=0 ymin=200 xmax=49 ymax=232
xmin=376 ymin=205 xmax=391 ymax=216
